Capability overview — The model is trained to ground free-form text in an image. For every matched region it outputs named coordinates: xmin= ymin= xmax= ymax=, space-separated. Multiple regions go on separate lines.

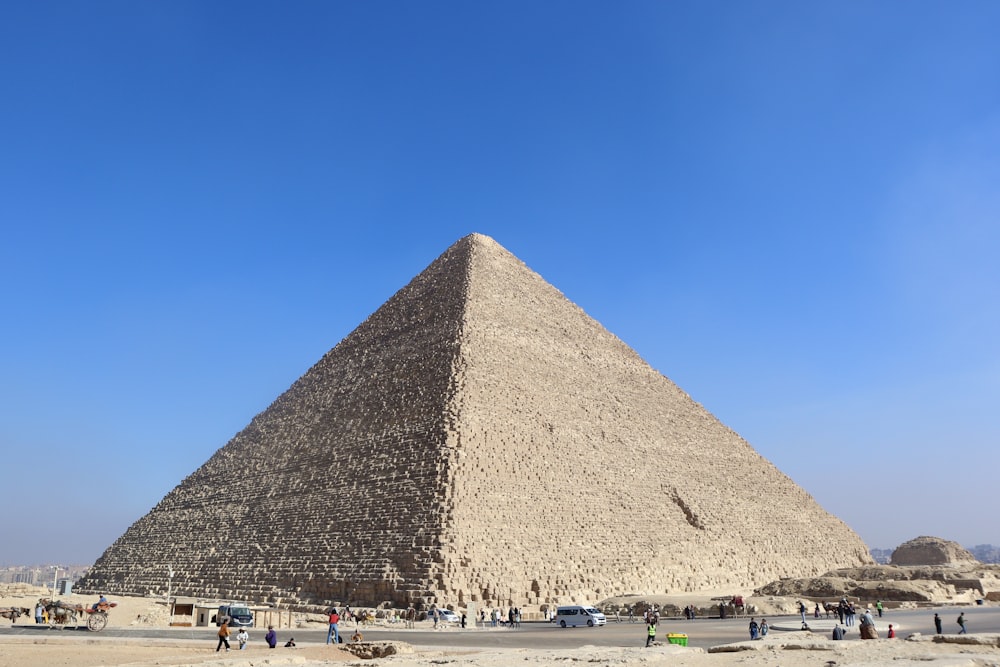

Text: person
xmin=34 ymin=603 xmax=43 ymax=624
xmin=814 ymin=603 xmax=820 ymax=618
xmin=92 ymin=593 xmax=108 ymax=611
xmin=760 ymin=618 xmax=769 ymax=637
xmin=461 ymin=612 xmax=466 ymax=629
xmin=327 ymin=608 xmax=340 ymax=645
xmin=876 ymin=600 xmax=884 ymax=617
xmin=646 ymin=619 xmax=656 ymax=647
xmin=799 ymin=601 xmax=806 ymax=623
xmin=957 ymin=612 xmax=967 ymax=634
xmin=887 ymin=624 xmax=895 ymax=638
xmin=748 ymin=617 xmax=759 ymax=640
xmin=216 ymin=620 xmax=231 ymax=652
xmin=432 ymin=607 xmax=439 ymax=628
xmin=628 ymin=607 xmax=635 ymax=623
xmin=236 ymin=628 xmax=249 ymax=650
xmin=859 ymin=609 xmax=878 ymax=639
xmin=832 ymin=623 xmax=845 ymax=640
xmin=284 ymin=637 xmax=296 ymax=647
xmin=265 ymin=625 xmax=277 ymax=649
xmin=934 ymin=612 xmax=943 ymax=634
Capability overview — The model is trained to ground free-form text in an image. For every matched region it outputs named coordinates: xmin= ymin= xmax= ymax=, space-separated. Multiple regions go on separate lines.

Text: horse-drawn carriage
xmin=35 ymin=598 xmax=116 ymax=631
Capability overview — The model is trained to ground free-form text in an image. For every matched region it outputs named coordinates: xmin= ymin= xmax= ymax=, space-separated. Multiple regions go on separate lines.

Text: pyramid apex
xmin=460 ymin=232 xmax=500 ymax=247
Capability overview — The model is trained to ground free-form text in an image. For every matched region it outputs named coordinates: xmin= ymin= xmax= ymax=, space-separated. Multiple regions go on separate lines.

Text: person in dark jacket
xmin=265 ymin=625 xmax=277 ymax=648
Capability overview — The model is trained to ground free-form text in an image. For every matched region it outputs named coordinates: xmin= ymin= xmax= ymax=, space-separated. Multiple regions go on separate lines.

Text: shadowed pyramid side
xmin=79 ymin=236 xmax=481 ymax=606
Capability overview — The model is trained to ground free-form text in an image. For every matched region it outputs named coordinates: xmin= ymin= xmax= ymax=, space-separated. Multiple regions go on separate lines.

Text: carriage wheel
xmin=87 ymin=612 xmax=107 ymax=632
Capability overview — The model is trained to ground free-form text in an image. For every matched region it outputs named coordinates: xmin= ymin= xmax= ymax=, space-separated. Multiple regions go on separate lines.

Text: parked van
xmin=215 ymin=603 xmax=254 ymax=627
xmin=555 ymin=605 xmax=606 ymax=627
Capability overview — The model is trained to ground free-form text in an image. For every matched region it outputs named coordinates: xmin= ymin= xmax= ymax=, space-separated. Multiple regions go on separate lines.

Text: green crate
xmin=666 ymin=633 xmax=688 ymax=646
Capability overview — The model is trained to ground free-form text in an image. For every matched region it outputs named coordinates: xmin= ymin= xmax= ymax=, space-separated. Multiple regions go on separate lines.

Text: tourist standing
xmin=798 ymin=601 xmax=806 ymax=623
xmin=876 ymin=600 xmax=884 ymax=617
xmin=957 ymin=612 xmax=967 ymax=634
xmin=645 ymin=619 xmax=656 ymax=647
xmin=265 ymin=625 xmax=277 ymax=649
xmin=760 ymin=618 xmax=769 ymax=637
xmin=934 ymin=613 xmax=943 ymax=634
xmin=216 ymin=620 xmax=231 ymax=652
xmin=34 ymin=603 xmax=43 ymax=624
xmin=236 ymin=628 xmax=249 ymax=650
xmin=327 ymin=608 xmax=341 ymax=644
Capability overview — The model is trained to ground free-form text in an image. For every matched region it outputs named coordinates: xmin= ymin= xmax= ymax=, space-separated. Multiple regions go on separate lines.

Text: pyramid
xmin=78 ymin=234 xmax=872 ymax=608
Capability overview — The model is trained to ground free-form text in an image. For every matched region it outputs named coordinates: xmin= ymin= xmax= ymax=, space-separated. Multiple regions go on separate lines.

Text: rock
xmin=343 ymin=641 xmax=414 ymax=658
xmin=891 ymin=537 xmax=980 ymax=566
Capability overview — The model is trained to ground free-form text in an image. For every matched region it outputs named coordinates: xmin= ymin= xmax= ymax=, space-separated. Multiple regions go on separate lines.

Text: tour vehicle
xmin=215 ymin=603 xmax=254 ymax=627
xmin=555 ymin=605 xmax=606 ymax=627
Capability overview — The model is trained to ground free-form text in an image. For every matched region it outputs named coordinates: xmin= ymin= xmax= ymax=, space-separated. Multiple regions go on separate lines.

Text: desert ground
xmin=2 ymin=585 xmax=1000 ymax=667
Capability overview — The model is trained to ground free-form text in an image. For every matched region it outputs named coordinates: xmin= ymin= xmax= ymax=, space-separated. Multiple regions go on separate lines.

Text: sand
xmin=3 ymin=587 xmax=1000 ymax=667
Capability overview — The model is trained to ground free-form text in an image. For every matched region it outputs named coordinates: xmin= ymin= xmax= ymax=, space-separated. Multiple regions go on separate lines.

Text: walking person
xmin=216 ymin=620 xmax=231 ymax=652
xmin=760 ymin=618 xmax=769 ymax=637
xmin=645 ymin=618 xmax=656 ymax=647
xmin=934 ymin=612 xmax=943 ymax=634
xmin=957 ymin=612 xmax=967 ymax=634
xmin=748 ymin=617 xmax=759 ymax=640
xmin=876 ymin=600 xmax=884 ymax=617
xmin=326 ymin=608 xmax=341 ymax=645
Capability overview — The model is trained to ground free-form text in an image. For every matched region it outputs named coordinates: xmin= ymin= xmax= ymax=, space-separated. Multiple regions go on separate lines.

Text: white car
xmin=431 ymin=608 xmax=460 ymax=624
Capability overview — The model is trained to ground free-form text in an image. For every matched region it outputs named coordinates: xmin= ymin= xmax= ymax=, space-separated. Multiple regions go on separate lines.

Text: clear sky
xmin=2 ymin=2 xmax=998 ymax=566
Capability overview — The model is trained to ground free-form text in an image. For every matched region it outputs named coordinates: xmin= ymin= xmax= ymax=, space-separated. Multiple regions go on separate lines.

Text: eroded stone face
xmin=891 ymin=536 xmax=980 ymax=566
xmin=77 ymin=233 xmax=872 ymax=610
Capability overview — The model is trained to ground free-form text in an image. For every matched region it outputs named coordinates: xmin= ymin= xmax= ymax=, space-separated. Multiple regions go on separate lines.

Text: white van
xmin=555 ymin=605 xmax=606 ymax=627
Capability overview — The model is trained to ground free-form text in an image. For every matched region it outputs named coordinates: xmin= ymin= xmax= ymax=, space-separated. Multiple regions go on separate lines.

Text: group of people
xmin=747 ymin=617 xmax=769 ymax=639
xmin=215 ymin=621 xmax=291 ymax=652
xmin=480 ymin=606 xmax=522 ymax=627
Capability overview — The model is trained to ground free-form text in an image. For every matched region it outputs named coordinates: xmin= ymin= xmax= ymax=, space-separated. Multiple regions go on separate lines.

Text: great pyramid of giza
xmin=78 ymin=233 xmax=871 ymax=609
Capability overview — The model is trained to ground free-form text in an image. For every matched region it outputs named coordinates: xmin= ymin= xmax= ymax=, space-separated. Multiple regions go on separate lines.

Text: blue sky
xmin=2 ymin=1 xmax=998 ymax=566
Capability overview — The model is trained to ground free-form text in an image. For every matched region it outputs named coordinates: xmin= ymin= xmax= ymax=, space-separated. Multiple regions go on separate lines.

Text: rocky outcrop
xmin=77 ymin=234 xmax=871 ymax=609
xmin=755 ymin=561 xmax=1000 ymax=603
xmin=891 ymin=536 xmax=979 ymax=566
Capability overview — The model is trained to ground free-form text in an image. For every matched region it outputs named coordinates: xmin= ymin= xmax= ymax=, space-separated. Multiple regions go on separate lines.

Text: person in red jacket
xmin=326 ymin=608 xmax=341 ymax=644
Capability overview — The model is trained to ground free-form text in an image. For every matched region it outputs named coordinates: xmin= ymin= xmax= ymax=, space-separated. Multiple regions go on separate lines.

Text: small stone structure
xmin=891 ymin=536 xmax=980 ymax=566
xmin=77 ymin=234 xmax=871 ymax=609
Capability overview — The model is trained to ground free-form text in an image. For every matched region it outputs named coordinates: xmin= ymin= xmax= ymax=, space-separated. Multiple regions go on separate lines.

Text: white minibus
xmin=555 ymin=605 xmax=606 ymax=627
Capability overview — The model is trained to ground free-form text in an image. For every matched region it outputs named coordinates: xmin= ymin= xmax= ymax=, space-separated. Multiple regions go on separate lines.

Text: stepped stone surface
xmin=77 ymin=233 xmax=871 ymax=609
xmin=891 ymin=536 xmax=980 ymax=566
